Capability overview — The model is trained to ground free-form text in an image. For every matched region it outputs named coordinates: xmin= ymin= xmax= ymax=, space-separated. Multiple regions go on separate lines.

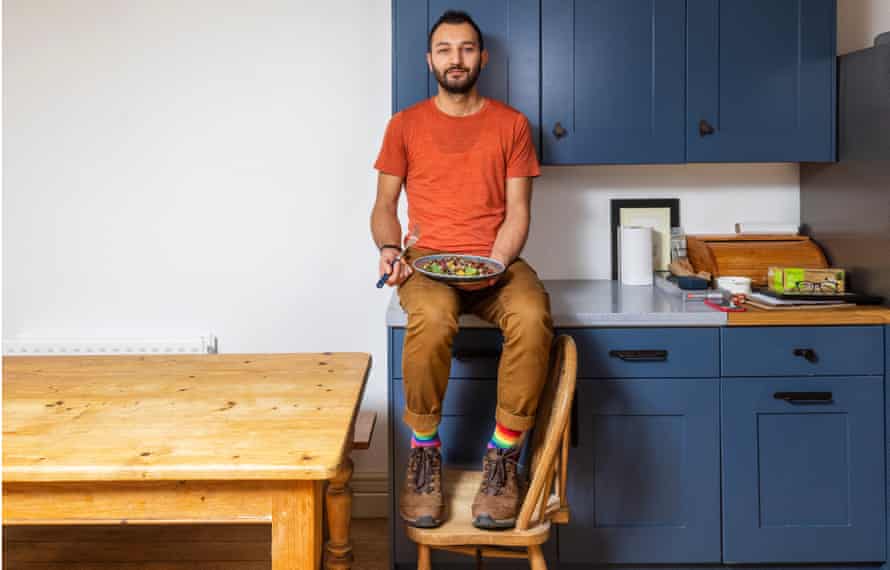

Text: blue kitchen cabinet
xmin=542 ymin=0 xmax=686 ymax=164
xmin=387 ymin=322 xmax=887 ymax=568
xmin=721 ymin=376 xmax=885 ymax=563
xmin=560 ymin=376 xmax=722 ymax=564
xmin=393 ymin=0 xmax=836 ymax=165
xmin=721 ymin=325 xmax=886 ymax=564
xmin=392 ymin=0 xmax=540 ymax=146
xmin=687 ymin=0 xmax=836 ymax=162
xmin=557 ymin=327 xmax=722 ymax=564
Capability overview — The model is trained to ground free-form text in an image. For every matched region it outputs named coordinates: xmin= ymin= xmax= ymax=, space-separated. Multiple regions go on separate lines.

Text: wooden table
xmin=3 ymin=353 xmax=371 ymax=570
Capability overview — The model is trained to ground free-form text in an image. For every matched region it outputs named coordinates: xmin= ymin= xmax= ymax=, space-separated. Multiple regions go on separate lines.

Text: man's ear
xmin=481 ymin=49 xmax=489 ymax=69
xmin=426 ymin=52 xmax=433 ymax=72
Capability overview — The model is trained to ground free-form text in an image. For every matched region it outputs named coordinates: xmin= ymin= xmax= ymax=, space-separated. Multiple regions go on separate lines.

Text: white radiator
xmin=2 ymin=334 xmax=218 ymax=356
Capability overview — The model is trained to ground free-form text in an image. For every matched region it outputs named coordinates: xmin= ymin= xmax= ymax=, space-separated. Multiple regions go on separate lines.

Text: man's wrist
xmin=490 ymin=251 xmax=511 ymax=265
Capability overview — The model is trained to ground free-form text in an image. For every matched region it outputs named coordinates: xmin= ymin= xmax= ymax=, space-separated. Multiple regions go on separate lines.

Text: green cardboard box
xmin=768 ymin=266 xmax=846 ymax=294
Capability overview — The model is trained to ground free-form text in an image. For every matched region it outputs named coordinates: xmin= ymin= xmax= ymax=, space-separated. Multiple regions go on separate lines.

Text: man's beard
xmin=433 ymin=63 xmax=482 ymax=95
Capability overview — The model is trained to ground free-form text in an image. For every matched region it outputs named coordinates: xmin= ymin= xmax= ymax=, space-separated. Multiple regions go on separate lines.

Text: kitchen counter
xmin=727 ymin=304 xmax=890 ymax=326
xmin=386 ymin=279 xmax=727 ymax=327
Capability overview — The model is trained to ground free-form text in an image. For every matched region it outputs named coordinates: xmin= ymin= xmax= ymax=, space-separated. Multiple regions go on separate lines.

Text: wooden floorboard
xmin=3 ymin=519 xmax=389 ymax=570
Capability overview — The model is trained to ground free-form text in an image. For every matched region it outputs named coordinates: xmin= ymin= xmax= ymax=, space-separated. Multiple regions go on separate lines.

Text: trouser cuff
xmin=403 ymin=408 xmax=441 ymax=433
xmin=496 ymin=407 xmax=536 ymax=432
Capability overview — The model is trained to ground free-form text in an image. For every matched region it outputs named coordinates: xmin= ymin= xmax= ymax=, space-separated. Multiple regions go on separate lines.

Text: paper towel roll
xmin=619 ymin=226 xmax=654 ymax=286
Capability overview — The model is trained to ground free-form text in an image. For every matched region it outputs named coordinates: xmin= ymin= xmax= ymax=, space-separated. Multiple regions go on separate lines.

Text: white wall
xmin=3 ymin=0 xmax=393 ymax=472
xmin=838 ymin=0 xmax=890 ymax=54
xmin=5 ymin=0 xmax=834 ymax=476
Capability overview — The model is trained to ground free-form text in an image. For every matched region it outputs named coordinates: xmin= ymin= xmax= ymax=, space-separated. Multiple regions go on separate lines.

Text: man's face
xmin=427 ymin=22 xmax=488 ymax=95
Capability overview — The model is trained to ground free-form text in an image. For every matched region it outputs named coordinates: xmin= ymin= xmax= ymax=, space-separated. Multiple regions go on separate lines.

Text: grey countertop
xmin=386 ymin=279 xmax=726 ymax=327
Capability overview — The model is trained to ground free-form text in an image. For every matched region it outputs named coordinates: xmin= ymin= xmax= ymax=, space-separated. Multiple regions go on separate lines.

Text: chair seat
xmin=405 ymin=469 xmax=552 ymax=547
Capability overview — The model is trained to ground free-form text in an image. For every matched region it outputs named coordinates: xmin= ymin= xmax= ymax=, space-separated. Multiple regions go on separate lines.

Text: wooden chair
xmin=405 ymin=335 xmax=578 ymax=570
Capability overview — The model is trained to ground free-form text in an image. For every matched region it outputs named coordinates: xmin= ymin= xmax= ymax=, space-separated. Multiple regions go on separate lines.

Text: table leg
xmin=272 ymin=480 xmax=323 ymax=570
xmin=324 ymin=457 xmax=354 ymax=570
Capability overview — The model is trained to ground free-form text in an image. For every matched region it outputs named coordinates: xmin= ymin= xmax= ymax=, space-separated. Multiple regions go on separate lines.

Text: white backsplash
xmin=522 ymin=163 xmax=800 ymax=280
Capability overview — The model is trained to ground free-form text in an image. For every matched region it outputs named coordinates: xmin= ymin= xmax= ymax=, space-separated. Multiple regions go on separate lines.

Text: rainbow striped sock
xmin=411 ymin=427 xmax=441 ymax=448
xmin=488 ymin=423 xmax=523 ymax=449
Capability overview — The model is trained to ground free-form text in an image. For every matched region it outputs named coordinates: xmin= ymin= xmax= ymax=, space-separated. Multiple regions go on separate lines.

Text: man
xmin=370 ymin=10 xmax=553 ymax=530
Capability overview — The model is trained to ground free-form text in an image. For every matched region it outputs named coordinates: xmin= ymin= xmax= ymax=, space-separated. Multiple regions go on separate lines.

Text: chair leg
xmin=528 ymin=545 xmax=547 ymax=570
xmin=418 ymin=544 xmax=432 ymax=570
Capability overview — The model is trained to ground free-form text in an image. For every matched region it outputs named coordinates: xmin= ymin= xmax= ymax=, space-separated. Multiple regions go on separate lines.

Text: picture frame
xmin=610 ymin=198 xmax=680 ymax=280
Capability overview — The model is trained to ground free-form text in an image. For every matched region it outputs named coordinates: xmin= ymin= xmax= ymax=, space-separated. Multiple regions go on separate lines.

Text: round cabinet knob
xmin=698 ymin=119 xmax=715 ymax=137
xmin=553 ymin=122 xmax=567 ymax=139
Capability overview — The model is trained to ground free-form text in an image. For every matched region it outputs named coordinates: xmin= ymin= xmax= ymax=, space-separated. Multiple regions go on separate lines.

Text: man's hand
xmin=379 ymin=248 xmax=413 ymax=287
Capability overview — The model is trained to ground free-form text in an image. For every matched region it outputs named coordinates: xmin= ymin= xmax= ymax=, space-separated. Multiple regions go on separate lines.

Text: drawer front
xmin=722 ymin=376 xmax=885 ymax=563
xmin=390 ymin=328 xmax=502 ymax=379
xmin=562 ymin=328 xmax=719 ymax=378
xmin=722 ymin=326 xmax=884 ymax=377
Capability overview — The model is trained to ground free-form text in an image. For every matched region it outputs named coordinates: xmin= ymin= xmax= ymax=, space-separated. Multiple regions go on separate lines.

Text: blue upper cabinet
xmin=392 ymin=0 xmax=540 ymax=148
xmin=392 ymin=0 xmax=837 ymax=164
xmin=542 ymin=0 xmax=686 ymax=164
xmin=687 ymin=0 xmax=837 ymax=162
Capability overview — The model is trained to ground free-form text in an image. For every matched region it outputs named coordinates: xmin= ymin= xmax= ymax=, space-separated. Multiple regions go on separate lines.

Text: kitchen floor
xmin=3 ymin=519 xmax=390 ymax=569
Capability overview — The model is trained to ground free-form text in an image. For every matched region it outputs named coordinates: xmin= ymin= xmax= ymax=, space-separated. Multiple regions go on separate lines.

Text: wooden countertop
xmin=2 ymin=353 xmax=371 ymax=483
xmin=728 ymin=305 xmax=890 ymax=326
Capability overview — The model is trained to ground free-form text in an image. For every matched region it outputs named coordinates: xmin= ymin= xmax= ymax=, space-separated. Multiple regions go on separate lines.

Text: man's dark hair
xmin=428 ymin=10 xmax=484 ymax=52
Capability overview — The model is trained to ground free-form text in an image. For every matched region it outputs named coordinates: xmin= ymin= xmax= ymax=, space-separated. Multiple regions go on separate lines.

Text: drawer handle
xmin=774 ymin=391 xmax=834 ymax=404
xmin=792 ymin=348 xmax=819 ymax=363
xmin=453 ymin=349 xmax=501 ymax=362
xmin=609 ymin=349 xmax=668 ymax=362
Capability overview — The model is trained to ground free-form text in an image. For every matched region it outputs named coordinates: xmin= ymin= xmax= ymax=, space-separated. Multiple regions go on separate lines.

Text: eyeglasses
xmin=793 ymin=280 xmax=838 ymax=293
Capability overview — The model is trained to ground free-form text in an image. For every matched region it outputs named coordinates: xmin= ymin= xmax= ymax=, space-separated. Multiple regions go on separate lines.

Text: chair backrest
xmin=515 ymin=334 xmax=578 ymax=531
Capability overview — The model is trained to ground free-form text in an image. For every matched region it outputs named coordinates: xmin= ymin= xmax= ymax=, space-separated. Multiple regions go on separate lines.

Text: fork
xmin=376 ymin=225 xmax=420 ymax=289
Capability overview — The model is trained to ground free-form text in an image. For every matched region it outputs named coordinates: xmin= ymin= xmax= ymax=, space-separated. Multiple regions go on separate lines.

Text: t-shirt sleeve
xmin=373 ymin=113 xmax=408 ymax=178
xmin=506 ymin=114 xmax=541 ymax=178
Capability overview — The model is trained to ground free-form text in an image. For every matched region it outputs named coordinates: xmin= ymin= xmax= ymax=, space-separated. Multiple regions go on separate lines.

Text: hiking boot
xmin=472 ymin=447 xmax=524 ymax=530
xmin=399 ymin=446 xmax=445 ymax=528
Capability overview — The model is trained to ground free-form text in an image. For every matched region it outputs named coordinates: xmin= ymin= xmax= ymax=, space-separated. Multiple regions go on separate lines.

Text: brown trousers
xmin=397 ymin=248 xmax=554 ymax=433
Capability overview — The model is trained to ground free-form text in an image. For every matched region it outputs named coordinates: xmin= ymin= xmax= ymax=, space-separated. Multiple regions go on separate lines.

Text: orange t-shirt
xmin=374 ymin=98 xmax=540 ymax=256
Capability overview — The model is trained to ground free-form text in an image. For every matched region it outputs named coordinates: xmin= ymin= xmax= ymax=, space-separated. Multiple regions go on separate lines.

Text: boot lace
xmin=409 ymin=447 xmax=440 ymax=494
xmin=480 ymin=448 xmax=520 ymax=496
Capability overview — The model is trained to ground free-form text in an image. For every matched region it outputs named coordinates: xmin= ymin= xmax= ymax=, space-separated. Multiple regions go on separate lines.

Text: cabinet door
xmin=392 ymin=0 xmax=540 ymax=145
xmin=560 ymin=378 xmax=721 ymax=564
xmin=542 ymin=0 xmax=685 ymax=164
xmin=687 ymin=0 xmax=836 ymax=162
xmin=722 ymin=376 xmax=885 ymax=563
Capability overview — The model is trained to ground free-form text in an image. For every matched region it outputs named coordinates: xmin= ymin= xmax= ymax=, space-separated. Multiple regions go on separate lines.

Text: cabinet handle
xmin=453 ymin=349 xmax=501 ymax=362
xmin=553 ymin=122 xmax=567 ymax=139
xmin=698 ymin=119 xmax=715 ymax=137
xmin=774 ymin=391 xmax=834 ymax=404
xmin=792 ymin=348 xmax=818 ymax=363
xmin=609 ymin=349 xmax=668 ymax=362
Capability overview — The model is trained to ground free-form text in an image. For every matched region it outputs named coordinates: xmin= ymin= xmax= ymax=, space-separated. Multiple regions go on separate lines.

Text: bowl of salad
xmin=412 ymin=254 xmax=506 ymax=283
